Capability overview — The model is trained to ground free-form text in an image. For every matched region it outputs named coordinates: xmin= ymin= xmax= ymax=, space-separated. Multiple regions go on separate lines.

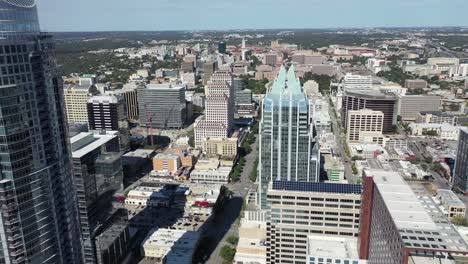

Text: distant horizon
xmin=43 ymin=25 xmax=468 ymax=34
xmin=36 ymin=0 xmax=468 ymax=32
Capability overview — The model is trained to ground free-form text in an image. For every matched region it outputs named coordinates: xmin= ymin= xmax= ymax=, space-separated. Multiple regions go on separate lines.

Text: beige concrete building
xmin=202 ymin=137 xmax=238 ymax=156
xmin=140 ymin=228 xmax=200 ymax=263
xmin=437 ymin=189 xmax=466 ymax=220
xmin=194 ymin=71 xmax=234 ymax=148
xmin=190 ymin=166 xmax=232 ymax=184
xmin=234 ymin=213 xmax=267 ymax=264
xmin=152 ymin=153 xmax=181 ymax=173
xmin=266 ymin=181 xmax=362 ymax=264
xmin=346 ymin=109 xmax=384 ymax=144
xmin=404 ymin=79 xmax=427 ymax=89
xmin=64 ymin=84 xmax=99 ymax=124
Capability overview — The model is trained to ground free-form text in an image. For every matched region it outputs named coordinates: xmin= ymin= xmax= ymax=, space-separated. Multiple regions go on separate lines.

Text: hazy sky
xmin=37 ymin=0 xmax=468 ymax=32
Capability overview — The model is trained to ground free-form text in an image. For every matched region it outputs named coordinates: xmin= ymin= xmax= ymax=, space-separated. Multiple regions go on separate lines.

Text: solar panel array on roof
xmin=272 ymin=181 xmax=362 ymax=194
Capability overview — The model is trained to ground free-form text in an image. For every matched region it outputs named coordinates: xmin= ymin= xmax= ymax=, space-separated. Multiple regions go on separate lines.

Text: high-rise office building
xmin=218 ymin=41 xmax=227 ymax=54
xmin=194 ymin=71 xmax=234 ymax=148
xmin=87 ymin=95 xmax=127 ymax=131
xmin=453 ymin=128 xmax=468 ymax=193
xmin=346 ymin=109 xmax=384 ymax=144
xmin=404 ymin=79 xmax=428 ymax=89
xmin=398 ymin=95 xmax=441 ymax=121
xmin=87 ymin=95 xmax=130 ymax=149
xmin=203 ymin=61 xmax=216 ymax=85
xmin=342 ymin=90 xmax=398 ymax=133
xmin=266 ymin=181 xmax=362 ymax=264
xmin=64 ymin=84 xmax=100 ymax=124
xmin=360 ymin=169 xmax=468 ymax=263
xmin=137 ymin=83 xmax=190 ymax=129
xmin=70 ymin=132 xmax=123 ymax=263
xmin=258 ymin=65 xmax=319 ymax=209
xmin=0 ymin=1 xmax=82 ymax=263
xmin=264 ymin=53 xmax=278 ymax=66
xmin=121 ymin=84 xmax=139 ymax=123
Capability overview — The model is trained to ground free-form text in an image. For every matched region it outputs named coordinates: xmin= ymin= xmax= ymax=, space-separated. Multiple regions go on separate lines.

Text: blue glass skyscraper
xmin=258 ymin=65 xmax=320 ymax=209
xmin=0 ymin=1 xmax=82 ymax=263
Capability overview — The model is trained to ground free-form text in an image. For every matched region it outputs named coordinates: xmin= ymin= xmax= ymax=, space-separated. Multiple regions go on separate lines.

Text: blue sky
xmin=37 ymin=0 xmax=468 ymax=32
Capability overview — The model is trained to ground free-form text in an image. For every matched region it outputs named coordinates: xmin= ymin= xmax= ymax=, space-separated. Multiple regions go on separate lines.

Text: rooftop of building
xmin=437 ymin=189 xmax=465 ymax=207
xmin=64 ymin=83 xmax=96 ymax=91
xmin=419 ymin=111 xmax=459 ymax=117
xmin=123 ymin=149 xmax=155 ymax=158
xmin=265 ymin=65 xmax=308 ymax=102
xmin=348 ymin=108 xmax=384 ymax=115
xmin=365 ymin=169 xmax=468 ymax=254
xmin=143 ymin=83 xmax=185 ymax=90
xmin=366 ymin=169 xmax=437 ymax=230
xmin=307 ymin=235 xmax=360 ymax=260
xmin=345 ymin=89 xmax=397 ymax=100
xmin=141 ymin=228 xmax=200 ymax=262
xmin=96 ymin=152 xmax=121 ymax=164
xmin=142 ymin=228 xmax=200 ymax=248
xmin=271 ymin=181 xmax=362 ymax=195
xmin=154 ymin=153 xmax=180 ymax=160
xmin=94 ymin=209 xmax=129 ymax=249
xmin=88 ymin=95 xmax=120 ymax=104
xmin=70 ymin=132 xmax=118 ymax=159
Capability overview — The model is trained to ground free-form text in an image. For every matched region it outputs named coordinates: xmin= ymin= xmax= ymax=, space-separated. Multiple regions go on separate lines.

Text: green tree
xmin=451 ymin=216 xmax=468 ymax=226
xmin=352 ymin=164 xmax=358 ymax=175
xmin=187 ymin=129 xmax=195 ymax=148
xmin=300 ymin=72 xmax=332 ymax=93
xmin=220 ymin=245 xmax=236 ymax=262
xmin=227 ymin=236 xmax=239 ymax=246
xmin=422 ymin=130 xmax=439 ymax=137
xmin=421 ymin=163 xmax=428 ymax=171
xmin=448 ymin=103 xmax=460 ymax=112
xmin=241 ymin=76 xmax=269 ymax=94
xmin=250 ymin=158 xmax=259 ymax=182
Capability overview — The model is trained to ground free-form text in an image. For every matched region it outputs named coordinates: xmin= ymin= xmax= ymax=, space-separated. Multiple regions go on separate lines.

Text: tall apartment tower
xmin=0 ymin=1 xmax=82 ymax=263
xmin=258 ymin=65 xmax=319 ymax=209
xmin=453 ymin=128 xmax=468 ymax=193
xmin=194 ymin=71 xmax=234 ymax=148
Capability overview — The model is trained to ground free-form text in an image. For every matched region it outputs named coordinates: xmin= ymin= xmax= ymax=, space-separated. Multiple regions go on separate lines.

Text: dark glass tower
xmin=0 ymin=1 xmax=82 ymax=263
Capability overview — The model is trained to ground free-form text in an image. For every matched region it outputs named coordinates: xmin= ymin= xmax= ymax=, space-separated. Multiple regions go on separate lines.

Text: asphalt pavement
xmin=204 ymin=137 xmax=259 ymax=264
xmin=327 ymin=96 xmax=355 ymax=183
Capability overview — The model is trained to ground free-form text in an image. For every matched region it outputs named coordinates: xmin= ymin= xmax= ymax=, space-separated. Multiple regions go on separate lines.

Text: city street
xmin=204 ymin=137 xmax=259 ymax=264
xmin=327 ymin=96 xmax=356 ymax=183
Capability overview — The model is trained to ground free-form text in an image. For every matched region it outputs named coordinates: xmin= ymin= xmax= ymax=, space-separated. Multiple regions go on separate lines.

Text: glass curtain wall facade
xmin=0 ymin=1 xmax=82 ymax=263
xmin=258 ymin=65 xmax=319 ymax=209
